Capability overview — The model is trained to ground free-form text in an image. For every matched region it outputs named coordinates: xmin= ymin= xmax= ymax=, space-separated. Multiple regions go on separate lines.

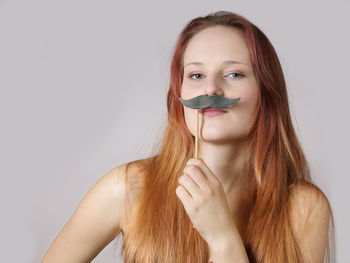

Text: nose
xmin=204 ymin=76 xmax=224 ymax=97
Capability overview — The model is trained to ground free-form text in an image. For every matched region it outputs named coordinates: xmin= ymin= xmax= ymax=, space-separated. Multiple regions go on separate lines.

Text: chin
xmin=201 ymin=138 xmax=228 ymax=144
xmin=200 ymin=130 xmax=245 ymax=142
xmin=200 ymin=132 xmax=231 ymax=143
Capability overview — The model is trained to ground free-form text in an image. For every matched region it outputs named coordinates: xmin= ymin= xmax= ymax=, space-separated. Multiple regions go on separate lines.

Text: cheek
xmin=181 ymin=86 xmax=200 ymax=131
xmin=236 ymin=81 xmax=259 ymax=107
xmin=183 ymin=107 xmax=192 ymax=127
xmin=239 ymin=88 xmax=259 ymax=127
xmin=183 ymin=107 xmax=198 ymax=136
xmin=181 ymin=84 xmax=195 ymax=100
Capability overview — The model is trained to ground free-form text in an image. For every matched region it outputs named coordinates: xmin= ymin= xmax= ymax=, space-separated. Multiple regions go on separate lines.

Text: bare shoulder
xmin=41 ymin=158 xmax=150 ymax=262
xmin=86 ymin=157 xmax=150 ymax=233
xmin=288 ymin=181 xmax=331 ymax=262
xmin=118 ymin=157 xmax=152 ymax=231
xmin=288 ymin=181 xmax=331 ymax=221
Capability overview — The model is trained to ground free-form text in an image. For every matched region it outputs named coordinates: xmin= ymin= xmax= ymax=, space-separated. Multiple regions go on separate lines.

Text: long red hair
xmin=120 ymin=10 xmax=335 ymax=262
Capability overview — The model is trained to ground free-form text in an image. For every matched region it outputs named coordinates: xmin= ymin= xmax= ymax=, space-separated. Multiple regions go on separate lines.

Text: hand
xmin=175 ymin=158 xmax=236 ymax=246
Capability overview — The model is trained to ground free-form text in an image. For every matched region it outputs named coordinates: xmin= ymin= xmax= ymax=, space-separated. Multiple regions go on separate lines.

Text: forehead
xmin=183 ymin=25 xmax=251 ymax=66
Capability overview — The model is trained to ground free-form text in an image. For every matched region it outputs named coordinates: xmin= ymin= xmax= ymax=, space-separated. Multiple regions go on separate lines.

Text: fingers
xmin=183 ymin=165 xmax=208 ymax=191
xmin=177 ymin=160 xmax=209 ymax=205
xmin=175 ymin=184 xmax=194 ymax=213
xmin=186 ymin=158 xmax=218 ymax=185
xmin=176 ymin=184 xmax=191 ymax=201
xmin=178 ymin=174 xmax=197 ymax=198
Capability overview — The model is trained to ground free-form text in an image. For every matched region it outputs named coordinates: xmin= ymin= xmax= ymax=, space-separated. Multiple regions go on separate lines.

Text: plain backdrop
xmin=0 ymin=0 xmax=349 ymax=262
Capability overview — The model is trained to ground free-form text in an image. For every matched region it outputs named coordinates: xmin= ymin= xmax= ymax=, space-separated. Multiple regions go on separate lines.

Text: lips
xmin=200 ymin=107 xmax=227 ymax=113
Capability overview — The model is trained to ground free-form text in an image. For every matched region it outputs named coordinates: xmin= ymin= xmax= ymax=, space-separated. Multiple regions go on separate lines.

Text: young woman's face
xmin=181 ymin=25 xmax=259 ymax=144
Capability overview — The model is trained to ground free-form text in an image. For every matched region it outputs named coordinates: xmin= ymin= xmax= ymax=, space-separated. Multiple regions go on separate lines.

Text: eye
xmin=227 ymin=72 xmax=244 ymax=78
xmin=188 ymin=72 xmax=243 ymax=80
xmin=188 ymin=73 xmax=205 ymax=80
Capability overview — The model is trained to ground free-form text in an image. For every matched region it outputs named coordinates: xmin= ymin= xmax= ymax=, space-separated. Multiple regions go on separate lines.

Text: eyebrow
xmin=184 ymin=60 xmax=249 ymax=68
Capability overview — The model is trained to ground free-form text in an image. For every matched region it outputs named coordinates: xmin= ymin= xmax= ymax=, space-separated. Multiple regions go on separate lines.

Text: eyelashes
xmin=188 ymin=73 xmax=204 ymax=80
xmin=188 ymin=72 xmax=244 ymax=80
xmin=227 ymin=72 xmax=244 ymax=79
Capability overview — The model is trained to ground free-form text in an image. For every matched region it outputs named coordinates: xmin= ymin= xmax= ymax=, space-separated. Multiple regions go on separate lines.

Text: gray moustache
xmin=179 ymin=94 xmax=240 ymax=109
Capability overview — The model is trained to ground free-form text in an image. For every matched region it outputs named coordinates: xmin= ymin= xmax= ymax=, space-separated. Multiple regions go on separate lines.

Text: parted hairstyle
xmin=120 ymin=10 xmax=335 ymax=263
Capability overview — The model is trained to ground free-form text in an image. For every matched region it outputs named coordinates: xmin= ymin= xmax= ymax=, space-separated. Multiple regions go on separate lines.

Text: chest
xmin=121 ymin=191 xmax=251 ymax=240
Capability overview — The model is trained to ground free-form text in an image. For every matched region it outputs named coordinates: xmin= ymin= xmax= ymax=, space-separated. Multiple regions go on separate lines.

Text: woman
xmin=42 ymin=10 xmax=335 ymax=263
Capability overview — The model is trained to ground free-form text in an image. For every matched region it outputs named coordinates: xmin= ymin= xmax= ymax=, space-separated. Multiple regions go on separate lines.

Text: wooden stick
xmin=193 ymin=109 xmax=199 ymax=229
xmin=195 ymin=109 xmax=199 ymax=159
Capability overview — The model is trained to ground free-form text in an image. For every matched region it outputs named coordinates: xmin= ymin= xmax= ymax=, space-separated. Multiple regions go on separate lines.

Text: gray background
xmin=0 ymin=0 xmax=348 ymax=262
